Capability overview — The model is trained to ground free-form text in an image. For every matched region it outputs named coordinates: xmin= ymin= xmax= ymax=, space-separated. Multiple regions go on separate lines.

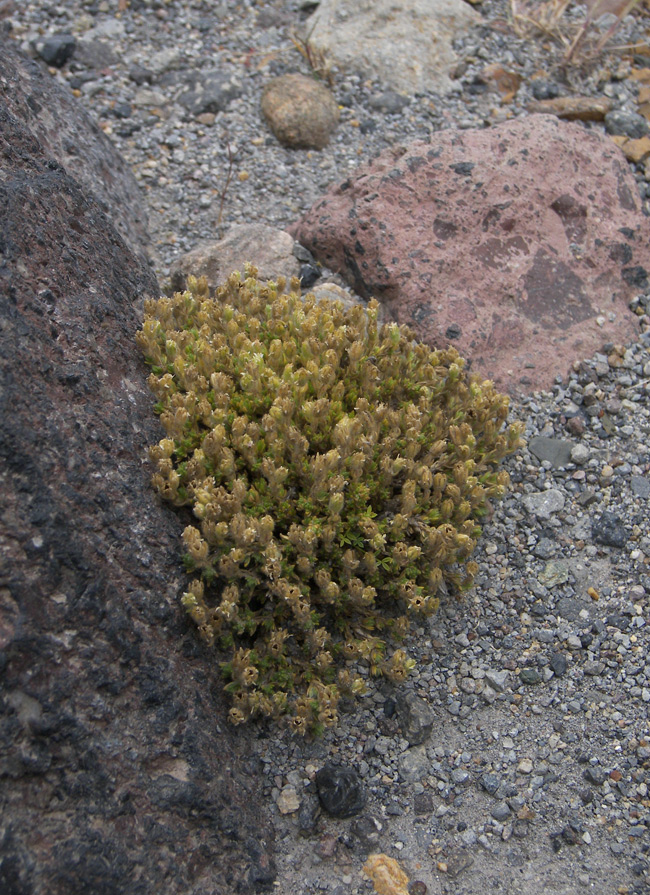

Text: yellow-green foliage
xmin=137 ymin=269 xmax=522 ymax=735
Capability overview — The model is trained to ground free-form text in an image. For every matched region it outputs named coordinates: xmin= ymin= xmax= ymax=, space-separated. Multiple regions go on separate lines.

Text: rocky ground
xmin=6 ymin=1 xmax=650 ymax=893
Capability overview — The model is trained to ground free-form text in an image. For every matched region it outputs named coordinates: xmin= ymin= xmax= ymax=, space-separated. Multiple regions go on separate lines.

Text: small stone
xmin=368 ymin=91 xmax=410 ymax=114
xmin=538 ymin=560 xmax=569 ymax=587
xmin=549 ymin=652 xmax=568 ymax=676
xmin=444 ymin=849 xmax=474 ymax=878
xmin=276 ymin=784 xmax=300 ymax=814
xmin=521 ymin=489 xmax=565 ymax=519
xmin=178 ymin=71 xmax=242 ymax=117
xmin=517 ymin=758 xmax=534 ymax=774
xmin=530 ymin=79 xmax=560 ymax=101
xmin=583 ymin=767 xmax=606 ymax=786
xmin=315 ymin=764 xmax=365 ymax=817
xmin=570 ymin=444 xmax=590 ymax=465
xmin=605 ymin=110 xmax=649 ymax=139
xmin=583 ymin=661 xmax=605 ymax=676
xmin=631 ymin=475 xmax=650 ymax=498
xmin=395 ymin=692 xmax=434 ymax=745
xmin=567 ymin=634 xmax=582 ymax=650
xmin=528 ymin=436 xmax=572 ymax=468
xmin=566 ymin=416 xmax=586 ymax=436
xmin=519 ymin=668 xmax=541 ymax=685
xmin=38 ymin=33 xmax=76 ymax=68
xmin=491 ymin=801 xmax=511 ymax=821
xmin=592 ymin=511 xmax=627 ymax=548
xmin=261 ymin=73 xmax=339 ymax=149
xmin=485 ymin=669 xmax=510 ymax=692
xmin=350 ymin=815 xmax=383 ymax=853
xmin=297 ymin=798 xmax=321 ymax=836
xmin=480 ymin=773 xmax=501 ymax=795
xmin=616 ymin=136 xmax=650 ymax=163
xmin=363 ymin=853 xmax=409 ymax=895
xmin=408 ymin=883 xmax=428 ymax=895
xmin=451 ymin=768 xmax=470 ymax=786
xmin=398 ymin=746 xmax=429 ymax=784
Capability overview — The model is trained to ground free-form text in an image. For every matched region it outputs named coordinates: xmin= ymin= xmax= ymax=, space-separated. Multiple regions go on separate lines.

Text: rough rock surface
xmin=0 ymin=48 xmax=275 ymax=895
xmin=302 ymin=0 xmax=480 ymax=96
xmin=261 ymin=73 xmax=339 ymax=150
xmin=0 ymin=35 xmax=151 ymax=264
xmin=170 ymin=223 xmax=302 ymax=294
xmin=290 ymin=114 xmax=650 ymax=395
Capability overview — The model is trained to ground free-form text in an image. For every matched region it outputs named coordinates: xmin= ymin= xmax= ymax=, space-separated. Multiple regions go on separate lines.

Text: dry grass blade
xmin=509 ymin=0 xmax=644 ymax=61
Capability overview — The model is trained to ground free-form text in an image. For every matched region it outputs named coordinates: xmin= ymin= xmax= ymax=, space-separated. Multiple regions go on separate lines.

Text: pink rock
xmin=289 ymin=115 xmax=650 ymax=396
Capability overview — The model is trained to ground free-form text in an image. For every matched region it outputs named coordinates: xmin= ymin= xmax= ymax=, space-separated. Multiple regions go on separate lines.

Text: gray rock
xmin=592 ymin=511 xmax=627 ymax=548
xmin=604 ymin=110 xmax=649 ymax=139
xmin=480 ymin=773 xmax=501 ymax=795
xmin=631 ymin=475 xmax=650 ymax=499
xmin=533 ymin=537 xmax=557 ymax=559
xmin=395 ymin=692 xmax=435 ymax=745
xmin=485 ymin=669 xmax=510 ymax=692
xmin=538 ymin=560 xmax=569 ymax=587
xmin=37 ymin=32 xmax=76 ymax=67
xmin=178 ymin=70 xmax=242 ymax=117
xmin=398 ymin=745 xmax=430 ymax=783
xmin=521 ymin=489 xmax=565 ymax=519
xmin=556 ymin=597 xmax=587 ymax=621
xmin=520 ymin=668 xmax=542 ymax=685
xmin=349 ymin=815 xmax=383 ymax=853
xmin=528 ymin=436 xmax=573 ymax=468
xmin=491 ymin=801 xmax=512 ymax=822
xmin=571 ymin=443 xmax=590 ymax=465
xmin=549 ymin=652 xmax=568 ymax=676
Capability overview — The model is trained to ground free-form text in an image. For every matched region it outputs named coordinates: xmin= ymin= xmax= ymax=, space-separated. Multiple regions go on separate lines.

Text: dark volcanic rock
xmin=315 ymin=765 xmax=366 ymax=818
xmin=0 ymin=40 xmax=274 ymax=895
xmin=0 ymin=35 xmax=151 ymax=264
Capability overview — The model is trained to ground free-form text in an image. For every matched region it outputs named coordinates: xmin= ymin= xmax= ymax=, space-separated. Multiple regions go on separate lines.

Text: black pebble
xmin=592 ymin=511 xmax=627 ymax=548
xmin=38 ymin=33 xmax=76 ymax=68
xmin=315 ymin=764 xmax=365 ymax=818
xmin=550 ymin=652 xmax=567 ymax=677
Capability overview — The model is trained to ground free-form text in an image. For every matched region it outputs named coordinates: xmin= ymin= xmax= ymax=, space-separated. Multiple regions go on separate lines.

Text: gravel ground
xmin=7 ymin=1 xmax=650 ymax=893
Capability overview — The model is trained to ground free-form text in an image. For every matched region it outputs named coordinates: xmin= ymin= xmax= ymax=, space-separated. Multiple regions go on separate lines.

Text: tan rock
xmin=363 ymin=854 xmax=409 ymax=895
xmin=261 ymin=73 xmax=339 ymax=150
xmin=526 ymin=95 xmax=611 ymax=121
xmin=613 ymin=135 xmax=650 ymax=163
xmin=169 ymin=223 xmax=301 ymax=294
xmin=481 ymin=63 xmax=522 ymax=101
xmin=276 ymin=785 xmax=300 ymax=815
xmin=303 ymin=0 xmax=480 ymax=96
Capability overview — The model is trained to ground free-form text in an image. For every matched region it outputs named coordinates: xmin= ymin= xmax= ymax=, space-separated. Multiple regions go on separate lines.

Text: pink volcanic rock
xmin=289 ymin=114 xmax=650 ymax=396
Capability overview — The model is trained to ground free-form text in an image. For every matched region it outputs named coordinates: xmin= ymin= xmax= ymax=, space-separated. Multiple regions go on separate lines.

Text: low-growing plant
xmin=136 ymin=269 xmax=522 ymax=735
